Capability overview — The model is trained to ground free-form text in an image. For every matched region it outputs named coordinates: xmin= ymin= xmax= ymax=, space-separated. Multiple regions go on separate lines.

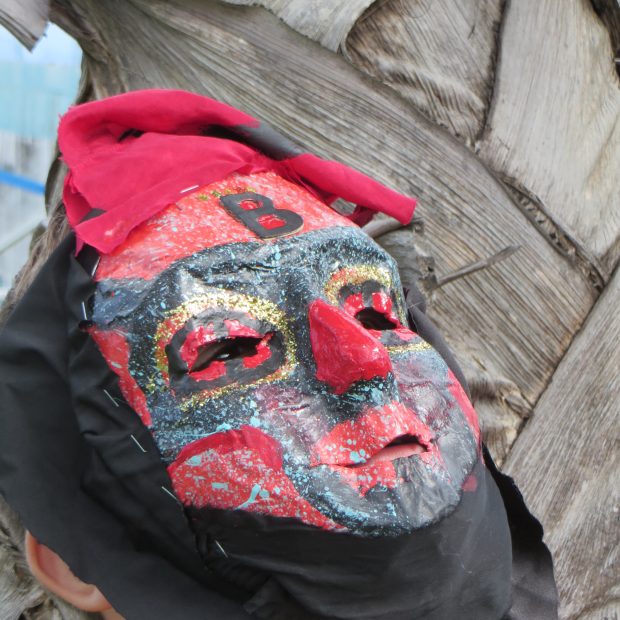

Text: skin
xmin=24 ymin=532 xmax=122 ymax=618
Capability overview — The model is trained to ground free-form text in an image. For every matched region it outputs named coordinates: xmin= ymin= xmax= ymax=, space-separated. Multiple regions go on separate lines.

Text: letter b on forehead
xmin=95 ymin=171 xmax=356 ymax=282
xmin=219 ymin=191 xmax=304 ymax=239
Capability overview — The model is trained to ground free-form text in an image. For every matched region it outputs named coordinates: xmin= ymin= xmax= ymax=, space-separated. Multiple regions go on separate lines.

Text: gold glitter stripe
xmin=324 ymin=264 xmax=407 ymax=325
xmin=387 ymin=340 xmax=433 ymax=355
xmin=177 ymin=365 xmax=292 ymax=413
xmin=151 ymin=289 xmax=297 ymax=399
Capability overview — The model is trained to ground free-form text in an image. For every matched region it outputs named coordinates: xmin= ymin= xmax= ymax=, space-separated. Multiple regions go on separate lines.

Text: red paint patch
xmin=371 ymin=292 xmax=393 ymax=318
xmin=89 ymin=327 xmax=152 ymax=426
xmin=172 ymin=425 xmax=282 ymax=470
xmin=240 ymin=199 xmax=262 ymax=210
xmin=168 ymin=426 xmax=337 ymax=529
xmin=95 ymin=171 xmax=356 ymax=281
xmin=178 ymin=323 xmax=228 ymax=381
xmin=257 ymin=213 xmax=286 ymax=230
xmin=223 ymin=320 xmax=261 ymax=339
xmin=343 ymin=292 xmax=365 ymax=318
xmin=309 ymin=299 xmax=392 ymax=394
xmin=179 ymin=324 xmax=217 ymax=369
xmin=190 ymin=360 xmax=227 ymax=383
xmin=312 ymin=403 xmax=437 ymax=497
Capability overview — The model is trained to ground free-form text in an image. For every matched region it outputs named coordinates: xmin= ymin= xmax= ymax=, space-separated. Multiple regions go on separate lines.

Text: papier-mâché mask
xmin=90 ymin=170 xmax=480 ymax=536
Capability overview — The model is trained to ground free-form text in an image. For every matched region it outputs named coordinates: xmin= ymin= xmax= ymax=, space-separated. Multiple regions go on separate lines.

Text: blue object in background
xmin=0 ymin=24 xmax=81 ymax=295
xmin=0 ymin=23 xmax=81 ymax=140
xmin=0 ymin=170 xmax=45 ymax=194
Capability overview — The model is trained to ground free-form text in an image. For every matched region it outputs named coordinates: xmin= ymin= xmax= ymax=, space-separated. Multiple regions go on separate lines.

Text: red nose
xmin=308 ymin=299 xmax=392 ymax=394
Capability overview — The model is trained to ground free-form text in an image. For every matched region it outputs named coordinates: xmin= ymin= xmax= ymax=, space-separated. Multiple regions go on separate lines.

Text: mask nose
xmin=308 ymin=299 xmax=392 ymax=394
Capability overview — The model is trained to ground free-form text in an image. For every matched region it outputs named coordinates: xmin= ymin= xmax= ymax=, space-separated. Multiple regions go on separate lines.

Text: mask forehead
xmin=95 ymin=171 xmax=357 ymax=282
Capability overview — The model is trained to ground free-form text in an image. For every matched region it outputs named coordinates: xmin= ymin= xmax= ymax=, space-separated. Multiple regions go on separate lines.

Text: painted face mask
xmin=90 ymin=170 xmax=480 ymax=536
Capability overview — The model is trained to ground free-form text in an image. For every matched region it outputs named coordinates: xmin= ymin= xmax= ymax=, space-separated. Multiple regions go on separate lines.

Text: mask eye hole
xmin=154 ymin=291 xmax=293 ymax=399
xmin=191 ymin=336 xmax=263 ymax=373
xmin=355 ymin=308 xmax=398 ymax=331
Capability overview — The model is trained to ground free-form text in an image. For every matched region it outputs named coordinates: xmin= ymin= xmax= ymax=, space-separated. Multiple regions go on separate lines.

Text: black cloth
xmin=195 ymin=457 xmax=513 ymax=620
xmin=0 ymin=236 xmax=558 ymax=619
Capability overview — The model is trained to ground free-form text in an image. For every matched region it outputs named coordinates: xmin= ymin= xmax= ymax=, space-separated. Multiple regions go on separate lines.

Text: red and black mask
xmin=90 ymin=171 xmax=480 ymax=536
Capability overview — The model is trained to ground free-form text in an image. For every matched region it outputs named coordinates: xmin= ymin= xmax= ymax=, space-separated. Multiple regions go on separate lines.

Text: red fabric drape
xmin=59 ymin=89 xmax=415 ymax=254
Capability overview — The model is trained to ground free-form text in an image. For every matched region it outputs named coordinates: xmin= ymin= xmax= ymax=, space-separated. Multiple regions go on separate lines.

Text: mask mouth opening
xmin=386 ymin=433 xmax=421 ymax=447
xmin=345 ymin=434 xmax=429 ymax=468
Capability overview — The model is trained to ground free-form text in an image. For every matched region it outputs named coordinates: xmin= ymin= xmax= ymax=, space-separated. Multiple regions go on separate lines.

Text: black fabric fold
xmin=484 ymin=446 xmax=559 ymax=619
xmin=406 ymin=288 xmax=558 ymax=619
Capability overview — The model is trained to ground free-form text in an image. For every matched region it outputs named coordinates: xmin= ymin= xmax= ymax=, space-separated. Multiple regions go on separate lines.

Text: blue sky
xmin=0 ymin=23 xmax=82 ymax=139
xmin=0 ymin=23 xmax=81 ymax=64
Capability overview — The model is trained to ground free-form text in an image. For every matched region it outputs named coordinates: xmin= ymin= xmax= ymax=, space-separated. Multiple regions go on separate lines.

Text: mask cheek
xmin=90 ymin=327 xmax=152 ymax=426
xmin=249 ymin=384 xmax=334 ymax=456
xmin=392 ymin=355 xmax=480 ymax=447
xmin=446 ymin=370 xmax=481 ymax=446
xmin=167 ymin=426 xmax=337 ymax=529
